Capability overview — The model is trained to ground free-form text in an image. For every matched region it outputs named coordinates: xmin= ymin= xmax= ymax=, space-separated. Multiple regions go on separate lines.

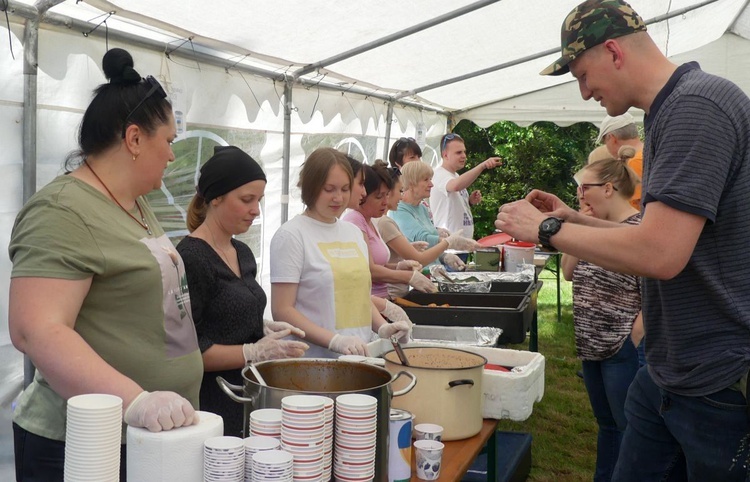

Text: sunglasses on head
xmin=441 ymin=133 xmax=463 ymax=152
xmin=121 ymin=76 xmax=168 ymax=138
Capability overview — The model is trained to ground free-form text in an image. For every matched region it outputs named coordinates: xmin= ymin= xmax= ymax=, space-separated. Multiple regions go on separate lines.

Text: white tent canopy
xmin=2 ymin=0 xmax=750 ymax=474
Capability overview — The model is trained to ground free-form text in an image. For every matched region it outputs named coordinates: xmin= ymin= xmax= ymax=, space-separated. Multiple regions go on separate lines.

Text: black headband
xmin=197 ymin=146 xmax=266 ymax=203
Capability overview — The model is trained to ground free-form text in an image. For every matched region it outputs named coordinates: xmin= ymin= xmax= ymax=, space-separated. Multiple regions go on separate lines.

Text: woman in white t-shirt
xmin=270 ymin=148 xmax=410 ymax=358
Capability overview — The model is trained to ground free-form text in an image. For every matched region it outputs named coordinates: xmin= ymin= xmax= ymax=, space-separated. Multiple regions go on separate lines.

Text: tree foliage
xmin=453 ymin=119 xmax=598 ymax=238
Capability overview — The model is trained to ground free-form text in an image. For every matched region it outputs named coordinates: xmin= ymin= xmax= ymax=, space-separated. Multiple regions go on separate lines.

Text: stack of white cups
xmin=203 ymin=436 xmax=244 ymax=481
xmin=321 ymin=397 xmax=334 ymax=481
xmin=64 ymin=394 xmax=123 ymax=482
xmin=333 ymin=394 xmax=378 ymax=481
xmin=280 ymin=395 xmax=326 ymax=481
xmin=249 ymin=409 xmax=282 ymax=440
xmin=243 ymin=436 xmax=280 ymax=482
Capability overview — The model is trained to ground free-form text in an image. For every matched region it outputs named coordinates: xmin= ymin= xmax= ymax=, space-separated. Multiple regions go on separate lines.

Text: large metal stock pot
xmin=217 ymin=358 xmax=416 ymax=482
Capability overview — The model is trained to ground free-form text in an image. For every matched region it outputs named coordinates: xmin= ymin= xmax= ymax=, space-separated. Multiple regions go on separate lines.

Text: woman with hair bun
xmin=9 ymin=48 xmax=201 ymax=481
xmin=177 ymin=146 xmax=308 ymax=437
xmin=561 ymin=156 xmax=643 ymax=481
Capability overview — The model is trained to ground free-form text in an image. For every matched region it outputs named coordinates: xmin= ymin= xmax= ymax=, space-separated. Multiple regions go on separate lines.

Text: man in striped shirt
xmin=496 ymin=1 xmax=750 ymax=481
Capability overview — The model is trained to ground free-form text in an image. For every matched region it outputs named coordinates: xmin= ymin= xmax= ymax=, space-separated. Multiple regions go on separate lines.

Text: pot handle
xmin=391 ymin=370 xmax=417 ymax=397
xmin=216 ymin=376 xmax=256 ymax=404
xmin=447 ymin=379 xmax=475 ymax=389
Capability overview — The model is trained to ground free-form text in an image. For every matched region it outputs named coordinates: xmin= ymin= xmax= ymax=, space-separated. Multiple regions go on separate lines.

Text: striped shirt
xmin=572 ymin=214 xmax=641 ymax=361
xmin=642 ymin=62 xmax=750 ymax=396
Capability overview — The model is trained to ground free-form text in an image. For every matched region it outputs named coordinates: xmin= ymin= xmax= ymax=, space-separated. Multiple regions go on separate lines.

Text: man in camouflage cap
xmin=497 ymin=1 xmax=750 ymax=481
xmin=540 ymin=0 xmax=645 ymax=76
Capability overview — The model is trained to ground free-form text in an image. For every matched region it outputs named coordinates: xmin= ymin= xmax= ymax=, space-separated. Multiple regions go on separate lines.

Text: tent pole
xmin=281 ymin=80 xmax=293 ymax=224
xmin=382 ymin=102 xmax=394 ymax=162
xmin=19 ymin=0 xmax=65 ymax=389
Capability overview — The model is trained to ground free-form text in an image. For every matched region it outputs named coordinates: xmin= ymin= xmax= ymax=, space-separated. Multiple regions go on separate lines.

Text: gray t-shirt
xmin=643 ymin=63 xmax=750 ymax=396
xmin=9 ymin=175 xmax=202 ymax=441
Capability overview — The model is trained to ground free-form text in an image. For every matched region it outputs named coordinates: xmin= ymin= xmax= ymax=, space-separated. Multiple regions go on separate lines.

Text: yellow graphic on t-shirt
xmin=319 ymin=241 xmax=371 ymax=330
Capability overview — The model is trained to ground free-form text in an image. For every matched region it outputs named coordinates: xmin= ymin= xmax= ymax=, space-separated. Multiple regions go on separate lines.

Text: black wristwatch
xmin=538 ymin=217 xmax=564 ymax=251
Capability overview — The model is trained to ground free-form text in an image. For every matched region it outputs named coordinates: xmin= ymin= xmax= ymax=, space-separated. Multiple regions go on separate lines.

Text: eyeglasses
xmin=441 ymin=133 xmax=463 ymax=153
xmin=121 ymin=76 xmax=168 ymax=138
xmin=577 ymin=182 xmax=618 ymax=199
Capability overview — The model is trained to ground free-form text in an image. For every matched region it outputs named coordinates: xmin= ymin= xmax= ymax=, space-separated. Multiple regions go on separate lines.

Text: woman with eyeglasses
xmin=9 ymin=48 xmax=201 ymax=481
xmin=342 ymin=161 xmax=436 ymax=298
xmin=270 ymin=148 xmax=411 ymax=359
xmin=560 ymin=156 xmax=643 ymax=482
xmin=176 ymin=146 xmax=308 ymax=437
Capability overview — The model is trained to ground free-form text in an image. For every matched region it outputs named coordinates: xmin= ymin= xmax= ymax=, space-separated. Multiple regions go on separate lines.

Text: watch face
xmin=542 ymin=218 xmax=558 ymax=231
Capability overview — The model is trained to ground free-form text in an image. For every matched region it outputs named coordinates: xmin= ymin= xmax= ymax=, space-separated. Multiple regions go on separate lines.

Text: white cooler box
xmin=367 ymin=339 xmax=545 ymax=421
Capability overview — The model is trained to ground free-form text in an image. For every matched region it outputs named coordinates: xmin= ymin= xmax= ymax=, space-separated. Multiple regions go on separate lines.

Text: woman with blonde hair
xmin=391 ymin=161 xmax=478 ymax=251
xmin=177 ymin=146 xmax=308 ymax=437
xmin=270 ymin=148 xmax=410 ymax=358
xmin=561 ymin=156 xmax=643 ymax=482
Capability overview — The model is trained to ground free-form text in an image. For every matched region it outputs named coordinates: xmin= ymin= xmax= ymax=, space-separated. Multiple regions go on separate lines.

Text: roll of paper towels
xmin=126 ymin=411 xmax=223 ymax=482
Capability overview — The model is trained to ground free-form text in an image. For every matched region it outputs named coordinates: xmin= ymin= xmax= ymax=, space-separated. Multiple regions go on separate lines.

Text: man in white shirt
xmin=429 ymin=133 xmax=501 ymax=239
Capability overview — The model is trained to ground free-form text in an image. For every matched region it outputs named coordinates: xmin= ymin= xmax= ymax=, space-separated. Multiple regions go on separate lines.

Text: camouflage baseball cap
xmin=540 ymin=0 xmax=646 ymax=76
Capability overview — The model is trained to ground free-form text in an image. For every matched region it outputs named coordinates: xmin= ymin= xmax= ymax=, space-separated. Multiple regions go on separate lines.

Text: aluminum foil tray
xmin=411 ymin=325 xmax=502 ymax=347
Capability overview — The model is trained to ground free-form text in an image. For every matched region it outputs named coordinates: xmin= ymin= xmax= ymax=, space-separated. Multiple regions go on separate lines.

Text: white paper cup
xmin=414 ymin=439 xmax=444 ymax=480
xmin=414 ymin=423 xmax=443 ymax=441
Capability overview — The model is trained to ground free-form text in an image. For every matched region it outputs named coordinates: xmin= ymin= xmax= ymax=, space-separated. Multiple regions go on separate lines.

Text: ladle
xmin=249 ymin=363 xmax=268 ymax=386
xmin=390 ymin=335 xmax=410 ymax=366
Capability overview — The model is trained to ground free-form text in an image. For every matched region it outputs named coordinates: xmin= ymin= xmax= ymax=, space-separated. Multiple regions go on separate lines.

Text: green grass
xmin=495 ymin=268 xmax=597 ymax=482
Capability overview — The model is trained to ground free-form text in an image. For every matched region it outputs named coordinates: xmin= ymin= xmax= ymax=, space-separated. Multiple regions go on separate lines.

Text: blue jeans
xmin=612 ymin=367 xmax=750 ymax=481
xmin=582 ymin=339 xmax=640 ymax=482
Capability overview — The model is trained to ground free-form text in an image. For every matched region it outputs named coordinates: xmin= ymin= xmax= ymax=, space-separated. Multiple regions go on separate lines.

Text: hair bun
xmin=102 ymin=48 xmax=141 ymax=85
xmin=618 ymin=145 xmax=637 ymax=161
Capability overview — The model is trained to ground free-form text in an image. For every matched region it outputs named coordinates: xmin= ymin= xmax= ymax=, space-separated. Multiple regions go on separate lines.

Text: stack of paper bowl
xmin=249 ymin=408 xmax=282 ymax=440
xmin=243 ymin=436 xmax=281 ymax=482
xmin=203 ymin=436 xmax=244 ymax=481
xmin=321 ymin=397 xmax=334 ymax=481
xmin=252 ymin=450 xmax=294 ymax=482
xmin=280 ymin=395 xmax=326 ymax=482
xmin=333 ymin=394 xmax=378 ymax=482
xmin=64 ymin=393 xmax=123 ymax=482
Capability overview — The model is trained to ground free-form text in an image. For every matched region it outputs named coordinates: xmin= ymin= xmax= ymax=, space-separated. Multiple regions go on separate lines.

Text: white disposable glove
xmin=396 ymin=260 xmax=422 ymax=271
xmin=409 ymin=270 xmax=437 ymax=293
xmin=446 ymin=229 xmax=480 ymax=252
xmin=328 ymin=334 xmax=368 ymax=356
xmin=124 ymin=391 xmax=198 ymax=432
xmin=380 ymin=300 xmax=410 ymax=322
xmin=377 ymin=320 xmax=413 ymax=344
xmin=410 ymin=241 xmax=429 ymax=252
xmin=263 ymin=318 xmax=305 ymax=338
xmin=436 ymin=227 xmax=451 ymax=238
xmin=441 ymin=252 xmax=466 ymax=271
xmin=243 ymin=330 xmax=309 ymax=364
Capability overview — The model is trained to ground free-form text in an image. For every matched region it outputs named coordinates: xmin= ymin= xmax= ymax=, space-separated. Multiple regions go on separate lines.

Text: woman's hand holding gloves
xmin=409 ymin=270 xmax=437 ymax=293
xmin=328 ymin=334 xmax=368 ymax=356
xmin=445 ymin=229 xmax=480 ymax=252
xmin=124 ymin=391 xmax=198 ymax=432
xmin=243 ymin=330 xmax=309 ymax=364
xmin=263 ymin=318 xmax=305 ymax=338
xmin=441 ymin=252 xmax=466 ymax=271
xmin=396 ymin=260 xmax=422 ymax=271
xmin=378 ymin=300 xmax=413 ymax=342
